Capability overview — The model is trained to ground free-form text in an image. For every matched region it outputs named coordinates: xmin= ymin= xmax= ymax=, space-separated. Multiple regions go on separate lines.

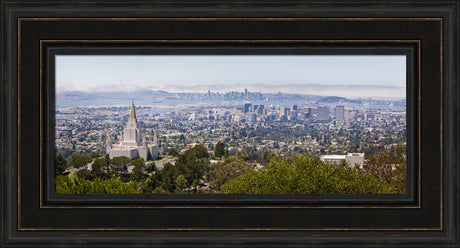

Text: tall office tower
xmin=305 ymin=107 xmax=312 ymax=124
xmin=317 ymin=106 xmax=330 ymax=122
xmin=258 ymin=105 xmax=264 ymax=115
xmin=244 ymin=103 xmax=252 ymax=113
xmin=250 ymin=113 xmax=257 ymax=124
xmin=284 ymin=107 xmax=291 ymax=117
xmin=335 ymin=105 xmax=345 ymax=121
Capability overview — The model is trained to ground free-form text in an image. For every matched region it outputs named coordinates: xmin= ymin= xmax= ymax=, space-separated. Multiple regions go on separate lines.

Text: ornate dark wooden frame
xmin=1 ymin=0 xmax=458 ymax=247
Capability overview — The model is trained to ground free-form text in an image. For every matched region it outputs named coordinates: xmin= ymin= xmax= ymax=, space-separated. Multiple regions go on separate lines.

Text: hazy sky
xmin=56 ymin=55 xmax=406 ymax=95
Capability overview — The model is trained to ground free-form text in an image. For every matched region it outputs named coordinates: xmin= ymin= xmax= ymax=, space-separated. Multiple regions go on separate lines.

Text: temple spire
xmin=129 ymin=101 xmax=137 ymax=119
xmin=106 ymin=132 xmax=112 ymax=149
xmin=153 ymin=130 xmax=158 ymax=145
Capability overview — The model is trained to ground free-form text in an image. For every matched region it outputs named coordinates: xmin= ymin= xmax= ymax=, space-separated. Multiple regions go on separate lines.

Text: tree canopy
xmin=55 ymin=145 xmax=405 ymax=194
xmin=366 ymin=143 xmax=406 ymax=193
xmin=222 ymin=154 xmax=394 ymax=194
xmin=207 ymin=157 xmax=253 ymax=192
xmin=168 ymin=148 xmax=179 ymax=156
xmin=214 ymin=141 xmax=225 ymax=158
xmin=55 ymin=154 xmax=67 ymax=175
xmin=55 ymin=174 xmax=138 ymax=194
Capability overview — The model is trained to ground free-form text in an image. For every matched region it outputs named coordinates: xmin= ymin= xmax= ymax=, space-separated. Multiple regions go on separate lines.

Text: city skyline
xmin=56 ymin=55 xmax=406 ymax=98
xmin=56 ymin=96 xmax=407 ymax=194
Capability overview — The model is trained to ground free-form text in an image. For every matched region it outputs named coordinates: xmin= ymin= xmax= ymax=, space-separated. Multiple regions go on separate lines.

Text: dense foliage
xmin=366 ymin=143 xmax=406 ymax=193
xmin=55 ymin=154 xmax=67 ymax=175
xmin=148 ymin=144 xmax=210 ymax=193
xmin=207 ymin=157 xmax=253 ymax=191
xmin=221 ymin=154 xmax=395 ymax=194
xmin=55 ymin=173 xmax=139 ymax=194
xmin=55 ymin=143 xmax=406 ymax=194
xmin=214 ymin=141 xmax=226 ymax=158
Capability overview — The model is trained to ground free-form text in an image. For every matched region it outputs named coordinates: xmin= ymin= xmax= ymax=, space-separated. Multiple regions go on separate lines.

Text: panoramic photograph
xmin=54 ymin=55 xmax=407 ymax=194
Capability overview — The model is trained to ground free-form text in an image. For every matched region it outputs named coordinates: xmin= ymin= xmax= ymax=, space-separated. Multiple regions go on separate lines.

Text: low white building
xmin=345 ymin=153 xmax=365 ymax=169
xmin=320 ymin=153 xmax=365 ymax=169
xmin=320 ymin=154 xmax=346 ymax=164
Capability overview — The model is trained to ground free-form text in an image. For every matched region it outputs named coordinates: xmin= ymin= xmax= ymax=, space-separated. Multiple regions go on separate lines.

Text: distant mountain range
xmin=57 ymin=90 xmax=170 ymax=100
xmin=56 ymin=83 xmax=405 ymax=100
xmin=318 ymin=96 xmax=348 ymax=103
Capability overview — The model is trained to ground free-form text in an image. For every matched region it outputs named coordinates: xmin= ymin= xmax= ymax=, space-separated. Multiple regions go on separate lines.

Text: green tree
xmin=138 ymin=173 xmax=160 ymax=193
xmin=111 ymin=156 xmax=132 ymax=174
xmin=90 ymin=152 xmax=100 ymax=159
xmin=214 ymin=141 xmax=225 ymax=158
xmin=145 ymin=162 xmax=156 ymax=173
xmin=222 ymin=154 xmax=393 ymax=194
xmin=76 ymin=169 xmax=94 ymax=180
xmin=131 ymin=158 xmax=146 ymax=182
xmin=175 ymin=174 xmax=188 ymax=191
xmin=73 ymin=155 xmax=93 ymax=169
xmin=104 ymin=154 xmax=111 ymax=163
xmin=177 ymin=144 xmax=210 ymax=186
xmin=55 ymin=174 xmax=139 ymax=194
xmin=208 ymin=157 xmax=253 ymax=192
xmin=168 ymin=148 xmax=179 ymax=156
xmin=55 ymin=154 xmax=67 ymax=176
xmin=156 ymin=145 xmax=210 ymax=192
xmin=236 ymin=151 xmax=250 ymax=161
xmin=187 ymin=144 xmax=209 ymax=159
xmin=91 ymin=157 xmax=108 ymax=179
xmin=258 ymin=150 xmax=276 ymax=165
xmin=67 ymin=152 xmax=81 ymax=168
xmin=158 ymin=162 xmax=179 ymax=192
xmin=132 ymin=157 xmax=145 ymax=167
xmin=366 ymin=143 xmax=406 ymax=193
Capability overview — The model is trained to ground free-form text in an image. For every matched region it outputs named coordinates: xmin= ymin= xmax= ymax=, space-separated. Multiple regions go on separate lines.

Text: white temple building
xmin=106 ymin=102 xmax=159 ymax=160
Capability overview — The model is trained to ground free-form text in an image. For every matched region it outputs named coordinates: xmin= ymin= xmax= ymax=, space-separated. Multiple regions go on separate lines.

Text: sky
xmin=56 ymin=55 xmax=406 ymax=97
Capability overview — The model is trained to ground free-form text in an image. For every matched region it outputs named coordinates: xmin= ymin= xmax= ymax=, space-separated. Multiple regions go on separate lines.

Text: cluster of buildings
xmin=239 ymin=102 xmax=400 ymax=125
xmin=102 ymin=102 xmax=368 ymax=169
xmin=55 ymin=92 xmax=406 ymax=168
